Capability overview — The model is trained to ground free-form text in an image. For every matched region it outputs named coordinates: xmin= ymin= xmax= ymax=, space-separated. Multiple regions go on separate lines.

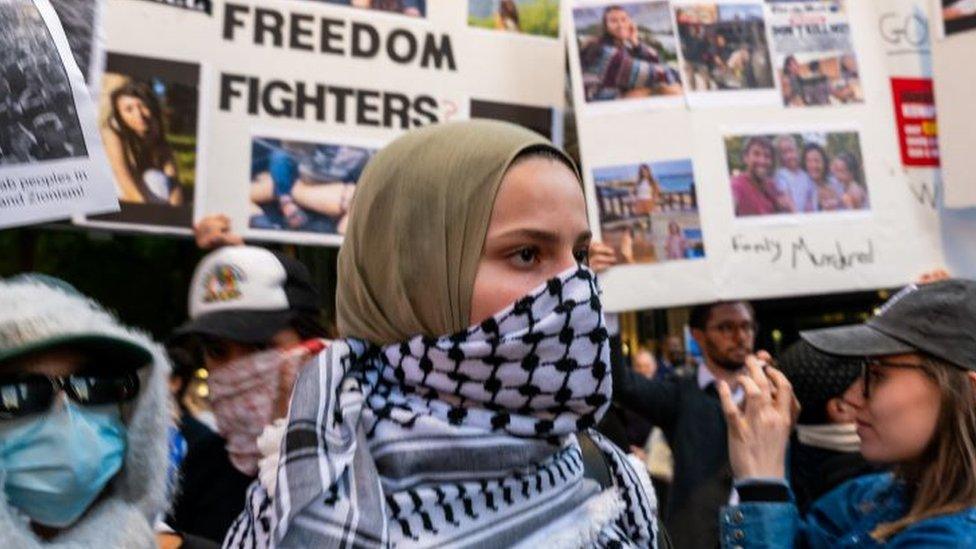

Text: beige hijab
xmin=337 ymin=120 xmax=578 ymax=345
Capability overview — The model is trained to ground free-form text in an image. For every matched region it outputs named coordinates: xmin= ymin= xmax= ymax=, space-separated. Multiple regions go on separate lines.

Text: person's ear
xmin=825 ymin=396 xmax=856 ymax=424
xmin=968 ymin=372 xmax=976 ymax=399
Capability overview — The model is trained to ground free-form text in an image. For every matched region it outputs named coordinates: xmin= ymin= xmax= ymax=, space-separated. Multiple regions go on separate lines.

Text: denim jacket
xmin=720 ymin=473 xmax=976 ymax=548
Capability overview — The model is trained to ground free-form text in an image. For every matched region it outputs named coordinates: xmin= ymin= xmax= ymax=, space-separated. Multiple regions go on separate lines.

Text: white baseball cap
xmin=172 ymin=246 xmax=320 ymax=344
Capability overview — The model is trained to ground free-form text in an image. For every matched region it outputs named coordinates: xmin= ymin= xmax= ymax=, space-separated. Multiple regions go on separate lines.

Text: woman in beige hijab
xmin=224 ymin=120 xmax=659 ymax=548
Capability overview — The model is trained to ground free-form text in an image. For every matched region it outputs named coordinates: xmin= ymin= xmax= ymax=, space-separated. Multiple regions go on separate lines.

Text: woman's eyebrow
xmin=492 ymin=228 xmax=561 ymax=244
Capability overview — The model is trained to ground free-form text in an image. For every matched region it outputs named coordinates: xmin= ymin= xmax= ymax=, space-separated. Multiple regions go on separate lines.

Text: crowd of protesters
xmin=2 ymin=121 xmax=976 ymax=549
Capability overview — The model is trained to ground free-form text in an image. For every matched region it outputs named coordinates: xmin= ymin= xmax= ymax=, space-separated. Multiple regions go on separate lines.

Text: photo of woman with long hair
xmin=496 ymin=0 xmax=520 ymax=31
xmin=831 ymin=151 xmax=868 ymax=210
xmin=665 ymin=220 xmax=687 ymax=260
xmin=575 ymin=2 xmax=682 ymax=102
xmin=102 ymin=81 xmax=182 ymax=205
xmin=634 ymin=163 xmax=661 ymax=215
xmin=802 ymin=143 xmax=845 ymax=211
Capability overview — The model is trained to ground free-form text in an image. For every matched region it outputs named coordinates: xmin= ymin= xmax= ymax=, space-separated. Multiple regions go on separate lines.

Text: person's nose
xmin=847 ymin=378 xmax=867 ymax=408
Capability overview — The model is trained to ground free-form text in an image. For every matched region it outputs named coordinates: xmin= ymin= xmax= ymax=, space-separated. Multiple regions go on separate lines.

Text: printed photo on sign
xmin=674 ymin=3 xmax=775 ymax=96
xmin=470 ymin=98 xmax=557 ymax=141
xmin=90 ymin=52 xmax=199 ymax=228
xmin=311 ymin=0 xmax=426 ymax=18
xmin=593 ymin=159 xmax=705 ymax=264
xmin=249 ymin=136 xmax=376 ymax=237
xmin=468 ymin=0 xmax=559 ymax=38
xmin=768 ymin=0 xmax=863 ymax=107
xmin=943 ymin=0 xmax=976 ymax=35
xmin=572 ymin=1 xmax=683 ymax=104
xmin=49 ymin=0 xmax=102 ymax=84
xmin=136 ymin=0 xmax=210 ymax=14
xmin=0 ymin=0 xmax=87 ymax=166
xmin=724 ymin=130 xmax=868 ymax=218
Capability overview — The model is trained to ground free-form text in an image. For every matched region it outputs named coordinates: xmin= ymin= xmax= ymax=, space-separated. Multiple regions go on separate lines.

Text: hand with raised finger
xmin=718 ymin=354 xmax=795 ymax=481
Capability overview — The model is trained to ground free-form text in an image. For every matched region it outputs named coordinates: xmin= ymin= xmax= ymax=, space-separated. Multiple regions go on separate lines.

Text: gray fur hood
xmin=0 ymin=277 xmax=172 ymax=548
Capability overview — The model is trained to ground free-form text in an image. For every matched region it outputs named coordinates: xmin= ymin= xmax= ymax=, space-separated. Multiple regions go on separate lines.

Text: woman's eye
xmin=511 ymin=247 xmax=539 ymax=267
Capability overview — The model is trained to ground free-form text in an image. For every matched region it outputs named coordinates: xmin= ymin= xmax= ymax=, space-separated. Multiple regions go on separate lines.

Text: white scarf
xmin=796 ymin=423 xmax=861 ymax=454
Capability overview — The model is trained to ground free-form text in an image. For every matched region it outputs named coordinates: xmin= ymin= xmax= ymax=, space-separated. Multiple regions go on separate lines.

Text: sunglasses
xmin=0 ymin=371 xmax=140 ymax=420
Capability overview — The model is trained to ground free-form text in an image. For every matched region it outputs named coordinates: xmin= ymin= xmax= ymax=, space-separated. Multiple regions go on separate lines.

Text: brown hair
xmin=872 ymin=356 xmax=976 ymax=540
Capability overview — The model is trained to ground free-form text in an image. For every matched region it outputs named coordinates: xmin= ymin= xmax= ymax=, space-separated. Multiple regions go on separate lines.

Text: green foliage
xmin=468 ymin=0 xmax=559 ymax=38
xmin=518 ymin=0 xmax=559 ymax=38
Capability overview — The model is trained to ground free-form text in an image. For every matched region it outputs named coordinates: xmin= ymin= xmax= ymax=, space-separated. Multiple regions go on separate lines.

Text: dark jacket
xmin=613 ymin=361 xmax=731 ymax=548
xmin=168 ymin=413 xmax=255 ymax=543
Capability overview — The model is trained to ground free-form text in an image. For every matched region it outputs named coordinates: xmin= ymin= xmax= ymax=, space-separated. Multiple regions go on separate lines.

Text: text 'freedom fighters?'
xmin=218 ymin=2 xmax=457 ymax=128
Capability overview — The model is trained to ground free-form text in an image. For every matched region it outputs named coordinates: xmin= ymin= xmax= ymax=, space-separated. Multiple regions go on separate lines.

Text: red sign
xmin=890 ymin=78 xmax=940 ymax=167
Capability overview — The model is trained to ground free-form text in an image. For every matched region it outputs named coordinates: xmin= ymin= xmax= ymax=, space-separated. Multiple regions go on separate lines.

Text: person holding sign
xmin=102 ymin=82 xmax=183 ymax=206
xmin=717 ymin=280 xmax=976 ymax=547
xmin=228 ymin=120 xmax=660 ymax=548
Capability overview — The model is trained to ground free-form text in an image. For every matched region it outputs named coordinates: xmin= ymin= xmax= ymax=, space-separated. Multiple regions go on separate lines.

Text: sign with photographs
xmin=566 ymin=0 xmax=944 ymax=310
xmin=0 ymin=0 xmax=118 ymax=230
xmin=76 ymin=0 xmax=565 ymax=242
xmin=932 ymin=0 xmax=976 ymax=207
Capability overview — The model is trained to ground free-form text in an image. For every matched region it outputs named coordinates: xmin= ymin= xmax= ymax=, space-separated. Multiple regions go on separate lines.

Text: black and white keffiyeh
xmin=226 ymin=266 xmax=658 ymax=548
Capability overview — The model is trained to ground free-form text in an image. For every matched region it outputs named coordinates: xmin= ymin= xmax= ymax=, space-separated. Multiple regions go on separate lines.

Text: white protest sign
xmin=0 ymin=0 xmax=118 ymax=230
xmin=565 ymin=0 xmax=944 ymax=311
xmin=76 ymin=0 xmax=566 ymax=243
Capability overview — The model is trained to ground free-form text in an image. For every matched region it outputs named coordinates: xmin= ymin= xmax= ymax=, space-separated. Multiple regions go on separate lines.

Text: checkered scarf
xmin=270 ymin=266 xmax=657 ymax=548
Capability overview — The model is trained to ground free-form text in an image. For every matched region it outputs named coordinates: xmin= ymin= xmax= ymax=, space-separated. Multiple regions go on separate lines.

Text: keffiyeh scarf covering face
xmin=274 ymin=267 xmax=657 ymax=547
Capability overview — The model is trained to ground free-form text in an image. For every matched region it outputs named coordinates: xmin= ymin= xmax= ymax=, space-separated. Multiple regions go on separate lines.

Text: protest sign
xmin=77 ymin=0 xmax=565 ymax=242
xmin=566 ymin=0 xmax=944 ymax=310
xmin=0 ymin=0 xmax=118 ymax=230
xmin=931 ymin=0 xmax=976 ymax=207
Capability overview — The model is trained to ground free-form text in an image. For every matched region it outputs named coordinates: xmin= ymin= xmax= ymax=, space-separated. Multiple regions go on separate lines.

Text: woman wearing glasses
xmin=0 ymin=275 xmax=180 ymax=547
xmin=718 ymin=280 xmax=976 ymax=547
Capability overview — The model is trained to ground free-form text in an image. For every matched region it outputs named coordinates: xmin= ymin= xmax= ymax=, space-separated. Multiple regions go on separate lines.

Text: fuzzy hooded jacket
xmin=0 ymin=277 xmax=172 ymax=548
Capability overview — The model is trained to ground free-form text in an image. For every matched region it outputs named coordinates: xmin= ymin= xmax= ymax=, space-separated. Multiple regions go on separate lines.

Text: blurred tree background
xmin=0 ymin=225 xmax=338 ymax=340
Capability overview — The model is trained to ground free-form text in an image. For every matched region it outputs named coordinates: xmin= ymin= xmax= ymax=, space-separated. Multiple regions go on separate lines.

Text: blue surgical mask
xmin=0 ymin=400 xmax=127 ymax=528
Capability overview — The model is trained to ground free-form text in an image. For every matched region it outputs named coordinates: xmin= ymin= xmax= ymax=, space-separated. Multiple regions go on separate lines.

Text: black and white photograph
xmin=0 ymin=0 xmax=87 ymax=166
xmin=49 ymin=0 xmax=102 ymax=83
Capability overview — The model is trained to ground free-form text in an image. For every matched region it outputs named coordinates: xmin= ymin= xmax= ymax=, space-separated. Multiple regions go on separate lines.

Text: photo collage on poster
xmin=570 ymin=0 xmax=861 ymax=109
xmin=569 ymin=0 xmax=870 ymax=257
xmin=70 ymin=0 xmax=564 ymax=239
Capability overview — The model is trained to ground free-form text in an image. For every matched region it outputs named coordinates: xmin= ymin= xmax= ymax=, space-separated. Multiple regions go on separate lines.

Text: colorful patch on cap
xmin=202 ymin=264 xmax=246 ymax=303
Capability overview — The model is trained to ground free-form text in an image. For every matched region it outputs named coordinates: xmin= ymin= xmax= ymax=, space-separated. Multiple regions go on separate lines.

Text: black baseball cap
xmin=801 ymin=279 xmax=976 ymax=371
xmin=778 ymin=339 xmax=862 ymax=425
xmin=172 ymin=246 xmax=320 ymax=345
